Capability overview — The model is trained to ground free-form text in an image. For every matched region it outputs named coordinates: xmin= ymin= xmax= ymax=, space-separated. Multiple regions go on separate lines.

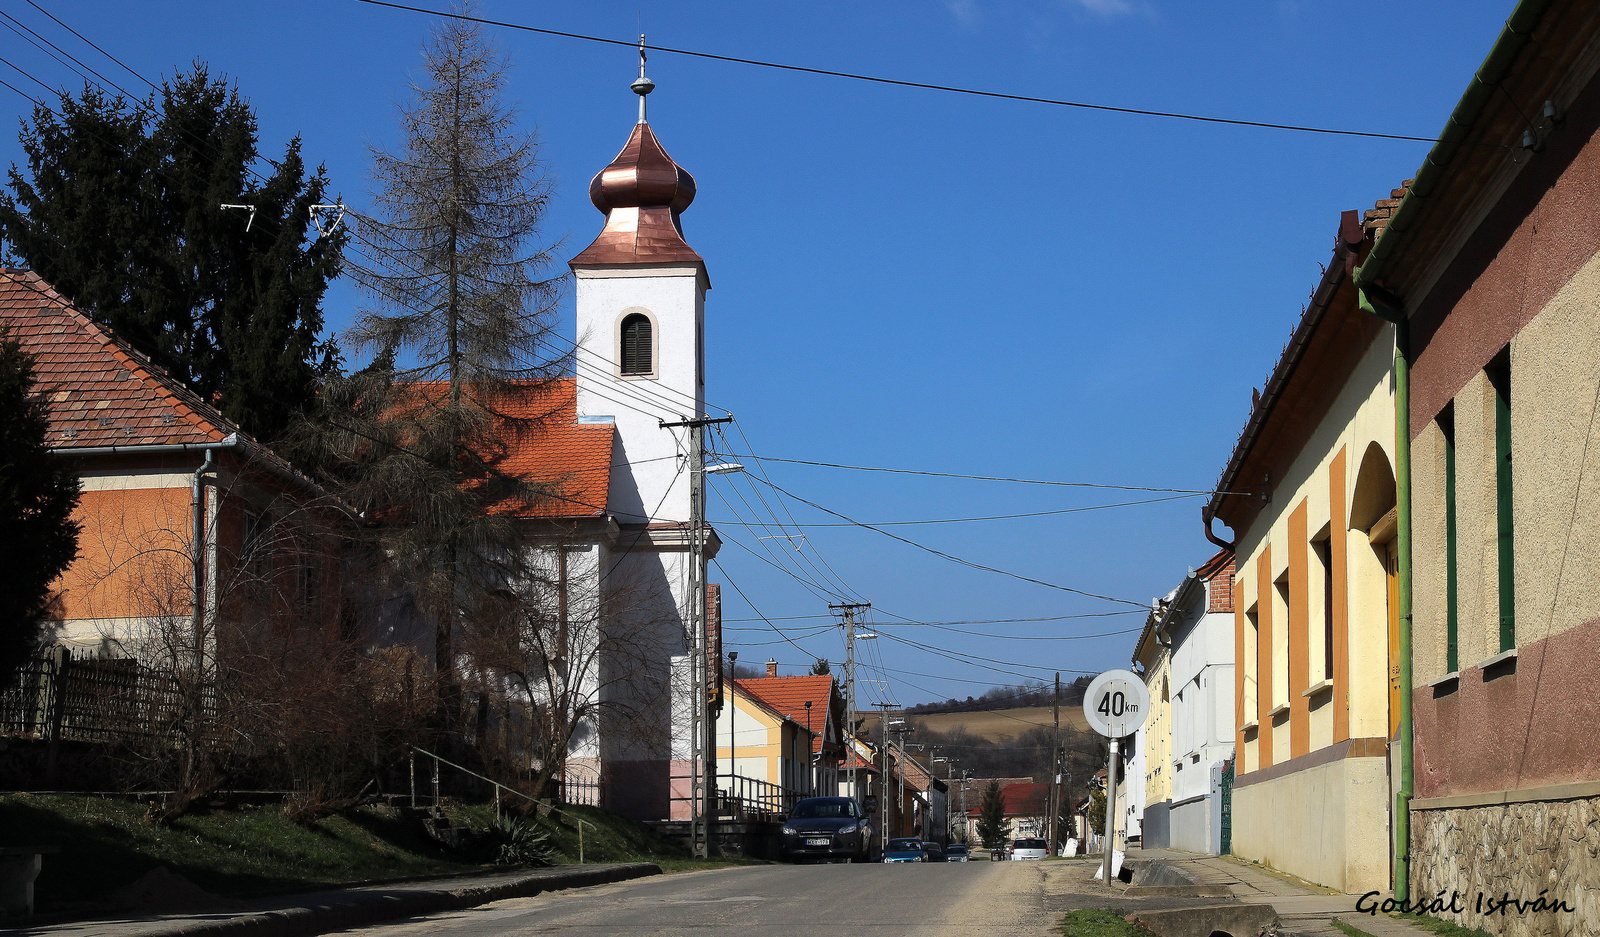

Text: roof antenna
xmin=220 ymin=203 xmax=256 ymax=232
xmin=631 ymin=33 xmax=654 ymax=124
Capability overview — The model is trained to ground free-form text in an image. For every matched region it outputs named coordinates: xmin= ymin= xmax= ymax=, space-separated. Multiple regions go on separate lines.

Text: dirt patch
xmin=109 ymin=866 xmax=246 ymax=914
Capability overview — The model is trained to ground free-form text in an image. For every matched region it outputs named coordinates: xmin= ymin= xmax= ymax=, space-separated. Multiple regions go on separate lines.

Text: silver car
xmin=1009 ymin=837 xmax=1049 ymax=860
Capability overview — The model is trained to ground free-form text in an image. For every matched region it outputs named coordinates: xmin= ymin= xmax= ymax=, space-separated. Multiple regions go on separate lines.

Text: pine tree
xmin=976 ymin=780 xmax=1008 ymax=849
xmin=810 ymin=658 xmax=831 ymax=676
xmin=309 ymin=7 xmax=563 ymax=725
xmin=0 ymin=68 xmax=344 ymax=443
xmin=0 ymin=327 xmax=80 ymax=677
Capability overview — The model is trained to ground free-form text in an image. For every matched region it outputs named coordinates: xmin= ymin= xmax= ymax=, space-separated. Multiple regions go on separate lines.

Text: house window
xmin=1488 ymin=351 xmax=1514 ymax=652
xmin=1439 ymin=404 xmax=1458 ymax=672
xmin=620 ymin=313 xmax=652 ymax=376
xmin=1310 ymin=530 xmax=1333 ymax=681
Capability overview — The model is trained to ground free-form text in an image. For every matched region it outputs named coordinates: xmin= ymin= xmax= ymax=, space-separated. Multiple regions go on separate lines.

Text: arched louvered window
xmin=620 ymin=313 xmax=653 ymax=375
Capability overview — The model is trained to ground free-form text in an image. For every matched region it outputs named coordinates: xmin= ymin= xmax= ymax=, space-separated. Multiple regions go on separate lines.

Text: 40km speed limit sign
xmin=1082 ymin=669 xmax=1150 ymax=738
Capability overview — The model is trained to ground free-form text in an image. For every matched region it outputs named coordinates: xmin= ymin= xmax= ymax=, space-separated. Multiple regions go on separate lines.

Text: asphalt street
xmin=332 ymin=861 xmax=1064 ymax=937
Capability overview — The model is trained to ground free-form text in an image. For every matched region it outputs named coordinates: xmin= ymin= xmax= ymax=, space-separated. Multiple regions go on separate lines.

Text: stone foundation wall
xmin=1412 ymin=796 xmax=1600 ymax=937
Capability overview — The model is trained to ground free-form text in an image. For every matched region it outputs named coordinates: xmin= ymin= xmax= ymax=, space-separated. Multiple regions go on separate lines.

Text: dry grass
xmin=907 ymin=707 xmax=1089 ymax=739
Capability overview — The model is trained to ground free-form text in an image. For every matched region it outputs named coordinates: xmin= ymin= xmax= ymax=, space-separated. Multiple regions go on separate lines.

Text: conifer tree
xmin=0 ymin=327 xmax=80 ymax=677
xmin=977 ymin=780 xmax=1008 ymax=849
xmin=0 ymin=69 xmax=344 ymax=443
xmin=307 ymin=7 xmax=563 ymax=725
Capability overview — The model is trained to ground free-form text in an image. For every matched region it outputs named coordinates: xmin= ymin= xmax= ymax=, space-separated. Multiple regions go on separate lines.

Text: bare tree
xmin=463 ymin=544 xmax=679 ymax=803
xmin=307 ymin=4 xmax=567 ymax=732
xmin=65 ymin=452 xmax=428 ymax=822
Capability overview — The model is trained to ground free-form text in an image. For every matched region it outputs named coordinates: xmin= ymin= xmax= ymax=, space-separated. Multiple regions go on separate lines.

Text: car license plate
xmin=806 ymin=837 xmax=830 ymax=846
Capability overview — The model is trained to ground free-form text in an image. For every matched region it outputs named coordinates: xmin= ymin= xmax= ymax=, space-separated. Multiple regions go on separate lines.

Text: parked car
xmin=1009 ymin=837 xmax=1049 ymax=860
xmin=920 ymin=841 xmax=946 ymax=862
xmin=945 ymin=844 xmax=970 ymax=862
xmin=779 ymin=797 xmax=874 ymax=863
xmin=882 ymin=838 xmax=926 ymax=863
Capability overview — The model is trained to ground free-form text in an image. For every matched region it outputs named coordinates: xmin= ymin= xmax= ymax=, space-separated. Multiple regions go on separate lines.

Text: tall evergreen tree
xmin=304 ymin=8 xmax=563 ymax=726
xmin=0 ymin=327 xmax=80 ymax=677
xmin=976 ymin=780 xmax=1008 ymax=849
xmin=0 ymin=68 xmax=345 ymax=443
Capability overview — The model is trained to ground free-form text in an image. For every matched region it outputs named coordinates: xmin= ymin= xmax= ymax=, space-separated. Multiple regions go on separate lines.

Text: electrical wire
xmin=747 ymin=473 xmax=1145 ymax=608
xmin=710 ymin=492 xmax=1201 ymax=526
xmin=354 ymin=0 xmax=1441 ymax=144
xmin=721 ymin=452 xmax=1244 ymax=495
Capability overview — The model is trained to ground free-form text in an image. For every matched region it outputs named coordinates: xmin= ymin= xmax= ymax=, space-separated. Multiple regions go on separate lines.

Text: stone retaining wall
xmin=1412 ymin=796 xmax=1600 ymax=937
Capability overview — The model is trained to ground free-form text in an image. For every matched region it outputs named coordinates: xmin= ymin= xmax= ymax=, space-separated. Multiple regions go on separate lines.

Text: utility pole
xmin=832 ymin=602 xmax=871 ymax=801
xmin=872 ymin=701 xmax=895 ymax=846
xmin=890 ymin=720 xmax=914 ymax=839
xmin=1049 ymin=672 xmax=1060 ymax=853
xmin=660 ymin=414 xmax=734 ymax=858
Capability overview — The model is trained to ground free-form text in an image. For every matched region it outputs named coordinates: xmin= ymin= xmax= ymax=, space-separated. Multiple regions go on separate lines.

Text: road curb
xmin=38 ymin=863 xmax=662 ymax=937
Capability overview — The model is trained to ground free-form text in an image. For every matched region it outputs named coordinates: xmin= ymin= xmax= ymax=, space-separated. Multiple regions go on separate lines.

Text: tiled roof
xmin=731 ymin=675 xmax=836 ymax=753
xmin=965 ymin=780 xmax=1050 ymax=818
xmin=393 ymin=379 xmax=614 ymax=520
xmin=1 ymin=269 xmax=234 ymax=449
xmin=479 ymin=380 xmax=614 ymax=519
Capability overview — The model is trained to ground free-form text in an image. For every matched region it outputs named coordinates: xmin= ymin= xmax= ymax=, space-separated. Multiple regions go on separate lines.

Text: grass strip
xmin=1060 ymin=907 xmax=1154 ymax=937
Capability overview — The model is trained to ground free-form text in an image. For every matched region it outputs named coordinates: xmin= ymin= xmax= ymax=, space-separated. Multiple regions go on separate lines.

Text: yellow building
xmin=1131 ymin=619 xmax=1171 ymax=848
xmin=1202 ymin=197 xmax=1404 ymax=894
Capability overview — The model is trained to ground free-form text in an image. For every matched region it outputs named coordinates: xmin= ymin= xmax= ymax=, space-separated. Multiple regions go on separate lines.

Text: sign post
xmin=1082 ymin=669 xmax=1151 ymax=886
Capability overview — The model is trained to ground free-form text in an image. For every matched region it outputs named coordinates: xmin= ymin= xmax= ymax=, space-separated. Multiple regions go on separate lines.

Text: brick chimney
xmin=766 ymin=659 xmax=778 ymax=678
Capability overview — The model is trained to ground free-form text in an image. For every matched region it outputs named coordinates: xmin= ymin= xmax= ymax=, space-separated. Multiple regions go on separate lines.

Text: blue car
xmin=882 ymin=838 xmax=926 ymax=863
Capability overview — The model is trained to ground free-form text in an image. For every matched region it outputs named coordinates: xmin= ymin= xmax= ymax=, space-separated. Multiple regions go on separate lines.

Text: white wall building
xmin=1162 ymin=550 xmax=1237 ymax=854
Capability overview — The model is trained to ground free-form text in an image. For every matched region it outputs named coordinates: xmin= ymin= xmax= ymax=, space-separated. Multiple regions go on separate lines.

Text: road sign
xmin=1082 ymin=669 xmax=1151 ymax=738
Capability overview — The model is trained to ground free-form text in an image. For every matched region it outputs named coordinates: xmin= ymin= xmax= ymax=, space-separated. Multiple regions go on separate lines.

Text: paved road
xmin=333 ymin=862 xmax=1063 ymax=937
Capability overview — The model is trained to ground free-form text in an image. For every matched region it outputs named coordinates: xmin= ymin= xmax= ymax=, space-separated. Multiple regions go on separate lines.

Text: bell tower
xmin=570 ymin=46 xmax=707 ymax=526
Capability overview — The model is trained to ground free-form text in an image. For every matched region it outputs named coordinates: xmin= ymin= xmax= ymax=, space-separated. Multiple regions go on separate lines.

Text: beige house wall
xmin=1232 ymin=753 xmax=1390 ymax=894
xmin=1231 ymin=325 xmax=1396 ymax=892
xmin=1144 ymin=653 xmax=1173 ymax=810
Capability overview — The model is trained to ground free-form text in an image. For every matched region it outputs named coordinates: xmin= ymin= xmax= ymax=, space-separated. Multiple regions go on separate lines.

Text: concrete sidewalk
xmin=2 ymin=863 xmax=660 ymax=937
xmin=1128 ymin=849 xmax=1435 ymax=937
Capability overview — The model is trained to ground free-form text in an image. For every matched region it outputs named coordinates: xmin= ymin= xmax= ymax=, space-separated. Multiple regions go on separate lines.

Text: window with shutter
xmin=620 ymin=313 xmax=652 ymax=375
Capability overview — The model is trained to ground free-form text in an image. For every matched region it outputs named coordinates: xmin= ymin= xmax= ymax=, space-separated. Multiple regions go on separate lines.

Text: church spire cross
xmin=630 ymin=34 xmax=655 ymax=124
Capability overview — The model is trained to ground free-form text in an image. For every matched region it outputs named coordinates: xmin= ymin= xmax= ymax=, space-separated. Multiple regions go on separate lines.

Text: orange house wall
xmin=55 ymin=485 xmax=193 ymax=623
xmin=1256 ymin=545 xmax=1273 ymax=768
xmin=1288 ymin=500 xmax=1310 ymax=759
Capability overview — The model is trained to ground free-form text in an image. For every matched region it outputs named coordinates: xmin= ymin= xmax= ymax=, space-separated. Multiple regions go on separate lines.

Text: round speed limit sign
xmin=1082 ymin=669 xmax=1150 ymax=738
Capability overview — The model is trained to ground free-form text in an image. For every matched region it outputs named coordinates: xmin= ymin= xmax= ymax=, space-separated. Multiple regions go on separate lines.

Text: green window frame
xmin=1439 ymin=406 xmax=1458 ymax=673
xmin=1488 ymin=355 xmax=1515 ymax=652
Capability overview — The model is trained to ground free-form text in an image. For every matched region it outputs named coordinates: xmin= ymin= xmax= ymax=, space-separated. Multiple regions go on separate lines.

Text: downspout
xmin=191 ymin=448 xmax=216 ymax=671
xmin=1359 ymin=286 xmax=1412 ymax=903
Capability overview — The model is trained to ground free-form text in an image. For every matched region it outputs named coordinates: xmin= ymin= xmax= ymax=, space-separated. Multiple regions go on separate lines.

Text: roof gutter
xmin=1354 ymin=0 xmax=1553 ymax=291
xmin=52 ymin=436 xmax=241 ymax=457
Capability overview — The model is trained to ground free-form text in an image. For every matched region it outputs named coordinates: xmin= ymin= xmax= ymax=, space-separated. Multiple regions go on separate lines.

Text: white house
xmin=1162 ymin=549 xmax=1237 ymax=854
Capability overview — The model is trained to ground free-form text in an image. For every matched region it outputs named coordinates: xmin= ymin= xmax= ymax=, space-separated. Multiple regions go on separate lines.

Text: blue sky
xmin=2 ymin=0 xmax=1513 ymax=707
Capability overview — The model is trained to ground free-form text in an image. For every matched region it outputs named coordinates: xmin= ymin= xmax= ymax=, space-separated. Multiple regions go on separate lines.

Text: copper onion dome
xmin=569 ymin=43 xmax=704 ymax=269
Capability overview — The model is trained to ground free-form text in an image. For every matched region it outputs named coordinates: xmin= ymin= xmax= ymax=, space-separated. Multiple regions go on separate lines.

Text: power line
xmin=747 ymin=474 xmax=1146 ymax=608
xmin=710 ymin=493 xmax=1201 ymax=527
xmin=720 ymin=452 xmax=1241 ymax=495
xmin=354 ymin=0 xmax=1440 ymax=144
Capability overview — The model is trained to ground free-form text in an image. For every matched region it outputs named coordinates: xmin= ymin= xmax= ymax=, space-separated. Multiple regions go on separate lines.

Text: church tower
xmin=568 ymin=48 xmax=710 ymax=822
xmin=570 ymin=53 xmax=706 ymax=525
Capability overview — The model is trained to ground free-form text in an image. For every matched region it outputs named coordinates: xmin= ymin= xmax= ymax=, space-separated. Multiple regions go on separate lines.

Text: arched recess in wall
xmin=1348 ymin=440 xmax=1400 ymax=739
xmin=616 ymin=308 xmax=657 ymax=377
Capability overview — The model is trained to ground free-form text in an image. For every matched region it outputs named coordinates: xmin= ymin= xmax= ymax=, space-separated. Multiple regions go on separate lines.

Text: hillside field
xmin=873 ymin=706 xmax=1090 ymax=741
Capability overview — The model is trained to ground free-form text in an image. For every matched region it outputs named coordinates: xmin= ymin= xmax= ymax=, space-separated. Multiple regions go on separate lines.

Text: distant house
xmin=1132 ymin=549 xmax=1235 ymax=854
xmin=0 ymin=269 xmax=349 ymax=667
xmin=707 ymin=664 xmax=845 ymax=819
xmin=961 ymin=778 xmax=1048 ymax=844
